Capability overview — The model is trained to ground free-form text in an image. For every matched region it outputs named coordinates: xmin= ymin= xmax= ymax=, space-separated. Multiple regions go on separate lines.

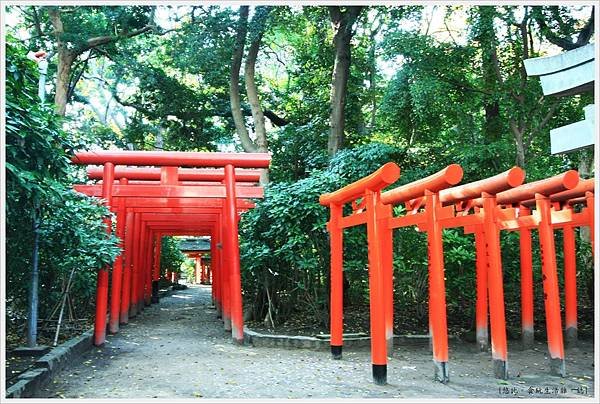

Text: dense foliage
xmin=5 ymin=35 xmax=121 ymax=335
xmin=160 ymin=237 xmax=187 ymax=276
xmin=5 ymin=5 xmax=595 ymax=339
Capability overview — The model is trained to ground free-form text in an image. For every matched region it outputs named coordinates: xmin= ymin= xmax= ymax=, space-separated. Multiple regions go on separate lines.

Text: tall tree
xmin=472 ymin=6 xmax=503 ymax=142
xmin=229 ymin=6 xmax=253 ymax=152
xmin=46 ymin=6 xmax=154 ymax=115
xmin=230 ymin=6 xmax=273 ymax=183
xmin=245 ymin=7 xmax=271 ymax=155
xmin=245 ymin=7 xmax=272 ymax=183
xmin=327 ymin=6 xmax=363 ymax=157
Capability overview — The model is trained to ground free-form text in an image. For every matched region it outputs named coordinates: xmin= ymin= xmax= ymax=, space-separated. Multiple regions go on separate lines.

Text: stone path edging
xmin=6 ymin=329 xmax=93 ymax=398
xmin=243 ymin=327 xmax=455 ymax=350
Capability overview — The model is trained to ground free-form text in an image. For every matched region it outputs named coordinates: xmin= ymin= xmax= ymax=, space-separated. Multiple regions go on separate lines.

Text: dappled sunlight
xmin=4 ymin=3 xmax=596 ymax=400
xmin=172 ymin=294 xmax=192 ymax=300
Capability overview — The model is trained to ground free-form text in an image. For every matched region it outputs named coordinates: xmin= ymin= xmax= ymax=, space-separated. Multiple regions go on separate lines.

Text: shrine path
xmin=40 ymin=285 xmax=594 ymax=399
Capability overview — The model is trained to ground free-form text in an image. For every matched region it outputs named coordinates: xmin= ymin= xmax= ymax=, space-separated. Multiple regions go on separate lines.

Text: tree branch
xmin=263 ymin=110 xmax=290 ymax=127
xmin=439 ymin=77 xmax=493 ymax=96
xmin=30 ymin=6 xmax=44 ymax=39
xmin=328 ymin=6 xmax=342 ymax=25
xmin=81 ymin=25 xmax=152 ymax=52
xmin=533 ymin=7 xmax=593 ymax=50
xmin=525 ymin=101 xmax=559 ymax=151
xmin=110 ymin=89 xmax=155 ymax=117
xmin=518 ymin=9 xmax=530 ymax=93
xmin=575 ymin=7 xmax=595 ymax=47
xmin=67 ymin=51 xmax=92 ymax=101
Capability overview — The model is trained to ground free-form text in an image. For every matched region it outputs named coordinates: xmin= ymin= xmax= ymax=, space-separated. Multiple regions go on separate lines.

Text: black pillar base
xmin=372 ymin=364 xmax=387 ymax=385
xmin=493 ymin=359 xmax=508 ymax=380
xmin=521 ymin=329 xmax=534 ymax=350
xmin=331 ymin=345 xmax=342 ymax=360
xmin=549 ymin=357 xmax=566 ymax=377
xmin=151 ymin=281 xmax=159 ymax=304
xmin=564 ymin=327 xmax=578 ymax=348
xmin=434 ymin=360 xmax=449 ymax=384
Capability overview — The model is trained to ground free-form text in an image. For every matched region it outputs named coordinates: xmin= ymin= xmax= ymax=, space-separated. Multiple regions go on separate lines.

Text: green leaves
xmin=160 ymin=237 xmax=187 ymax=275
xmin=5 ymin=33 xmax=121 ymax=323
xmin=240 ymin=142 xmax=404 ymax=324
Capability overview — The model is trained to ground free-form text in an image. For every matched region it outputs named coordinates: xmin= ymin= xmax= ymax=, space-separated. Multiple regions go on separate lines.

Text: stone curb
xmin=243 ymin=328 xmax=455 ymax=350
xmin=5 ymin=329 xmax=93 ymax=399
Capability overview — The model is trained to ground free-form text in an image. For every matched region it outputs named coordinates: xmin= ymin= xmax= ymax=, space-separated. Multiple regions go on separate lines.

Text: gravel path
xmin=40 ymin=285 xmax=595 ymax=399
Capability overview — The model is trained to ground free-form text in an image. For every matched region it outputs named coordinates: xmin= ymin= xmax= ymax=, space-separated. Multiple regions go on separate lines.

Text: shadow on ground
xmin=40 ymin=285 xmax=595 ymax=399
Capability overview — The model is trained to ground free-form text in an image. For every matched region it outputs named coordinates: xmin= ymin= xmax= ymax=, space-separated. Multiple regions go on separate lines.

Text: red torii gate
xmin=72 ymin=150 xmax=269 ymax=346
xmin=184 ymin=251 xmax=211 ymax=285
xmin=321 ymin=163 xmax=594 ymax=385
xmin=75 ymin=185 xmax=246 ymax=331
xmin=105 ymin=198 xmax=255 ymax=325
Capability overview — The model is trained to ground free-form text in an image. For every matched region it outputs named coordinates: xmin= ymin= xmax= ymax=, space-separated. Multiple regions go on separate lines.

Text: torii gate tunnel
xmin=320 ymin=163 xmax=595 ymax=385
xmin=72 ymin=150 xmax=270 ymax=346
xmin=184 ymin=251 xmax=211 ymax=285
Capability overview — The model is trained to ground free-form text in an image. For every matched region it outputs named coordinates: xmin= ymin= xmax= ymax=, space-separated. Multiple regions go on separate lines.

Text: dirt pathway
xmin=40 ymin=285 xmax=595 ymax=399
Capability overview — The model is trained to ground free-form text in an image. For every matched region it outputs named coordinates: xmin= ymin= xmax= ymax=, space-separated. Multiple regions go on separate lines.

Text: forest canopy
xmin=4 ymin=4 xmax=595 ymax=341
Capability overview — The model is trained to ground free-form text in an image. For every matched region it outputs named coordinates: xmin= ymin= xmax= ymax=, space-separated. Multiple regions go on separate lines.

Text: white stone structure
xmin=524 ymin=43 xmax=595 ymax=154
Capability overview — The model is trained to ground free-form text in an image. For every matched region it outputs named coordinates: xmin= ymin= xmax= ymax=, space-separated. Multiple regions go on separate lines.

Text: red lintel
xmin=87 ymin=166 xmax=262 ymax=182
xmin=74 ymin=184 xmax=263 ymax=199
xmin=72 ymin=150 xmax=271 ymax=168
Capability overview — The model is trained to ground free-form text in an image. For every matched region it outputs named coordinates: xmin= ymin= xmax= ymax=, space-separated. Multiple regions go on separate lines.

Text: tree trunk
xmin=229 ymin=6 xmax=256 ymax=153
xmin=511 ymin=123 xmax=526 ymax=168
xmin=477 ymin=6 xmax=503 ymax=142
xmin=245 ymin=7 xmax=271 ymax=184
xmin=483 ymin=101 xmax=502 ymax=141
xmin=327 ymin=6 xmax=363 ymax=158
xmin=368 ymin=21 xmax=380 ymax=133
xmin=55 ymin=50 xmax=75 ymax=116
xmin=245 ymin=39 xmax=267 ymax=152
xmin=48 ymin=7 xmax=73 ymax=116
xmin=26 ymin=196 xmax=41 ymax=347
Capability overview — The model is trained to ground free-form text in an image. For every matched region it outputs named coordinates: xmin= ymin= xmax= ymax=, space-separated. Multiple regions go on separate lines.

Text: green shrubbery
xmin=5 ymin=35 xmax=120 ymax=337
xmin=240 ymin=141 xmax=593 ymax=335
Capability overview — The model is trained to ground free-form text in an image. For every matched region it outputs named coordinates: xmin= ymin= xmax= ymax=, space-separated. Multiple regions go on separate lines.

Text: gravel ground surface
xmin=40 ymin=285 xmax=595 ymax=400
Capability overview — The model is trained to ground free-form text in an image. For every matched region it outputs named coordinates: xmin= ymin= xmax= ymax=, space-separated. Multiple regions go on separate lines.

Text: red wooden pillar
xmin=219 ymin=216 xmax=229 ymax=325
xmin=536 ymin=194 xmax=565 ymax=376
xmin=137 ymin=222 xmax=147 ymax=312
xmin=139 ymin=225 xmax=147 ymax=308
xmin=207 ymin=259 xmax=212 ymax=284
xmin=94 ymin=162 xmax=114 ymax=346
xmin=129 ymin=212 xmax=141 ymax=317
xmin=151 ymin=233 xmax=162 ymax=303
xmin=380 ymin=204 xmax=394 ymax=356
xmin=563 ymin=221 xmax=577 ymax=345
xmin=482 ymin=193 xmax=508 ymax=379
xmin=225 ymin=164 xmax=244 ymax=343
xmin=201 ymin=256 xmax=208 ymax=284
xmin=328 ymin=204 xmax=344 ymax=359
xmin=365 ymin=189 xmax=387 ymax=385
xmin=195 ymin=256 xmax=201 ymax=284
xmin=120 ymin=209 xmax=134 ymax=324
xmin=210 ymin=235 xmax=215 ymax=299
xmin=109 ymin=180 xmax=127 ymax=334
xmin=474 ymin=226 xmax=489 ymax=351
xmin=221 ymin=204 xmax=232 ymax=330
xmin=424 ymin=190 xmax=449 ymax=383
xmin=144 ymin=228 xmax=153 ymax=306
xmin=211 ymin=229 xmax=221 ymax=314
xmin=586 ymin=191 xmax=595 ymax=255
xmin=519 ymin=206 xmax=535 ymax=349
